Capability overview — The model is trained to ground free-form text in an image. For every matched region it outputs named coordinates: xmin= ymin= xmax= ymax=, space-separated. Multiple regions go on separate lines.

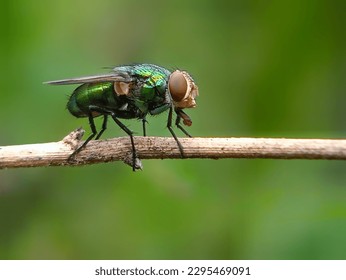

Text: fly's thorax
xmin=168 ymin=70 xmax=198 ymax=109
xmin=142 ymin=76 xmax=167 ymax=99
xmin=113 ymin=75 xmax=167 ymax=100
xmin=113 ymin=68 xmax=169 ymax=116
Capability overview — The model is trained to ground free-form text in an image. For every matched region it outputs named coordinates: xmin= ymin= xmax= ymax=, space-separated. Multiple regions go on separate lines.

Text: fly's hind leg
xmin=68 ymin=114 xmax=98 ymax=160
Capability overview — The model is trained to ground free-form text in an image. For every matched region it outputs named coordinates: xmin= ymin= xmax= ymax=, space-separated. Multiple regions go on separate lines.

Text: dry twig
xmin=1 ymin=128 xmax=346 ymax=169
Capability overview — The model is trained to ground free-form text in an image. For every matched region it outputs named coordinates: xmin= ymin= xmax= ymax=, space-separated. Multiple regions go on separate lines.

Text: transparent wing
xmin=44 ymin=72 xmax=133 ymax=85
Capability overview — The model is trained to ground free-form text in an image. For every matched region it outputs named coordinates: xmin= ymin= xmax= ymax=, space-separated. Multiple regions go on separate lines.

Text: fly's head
xmin=168 ymin=70 xmax=199 ymax=110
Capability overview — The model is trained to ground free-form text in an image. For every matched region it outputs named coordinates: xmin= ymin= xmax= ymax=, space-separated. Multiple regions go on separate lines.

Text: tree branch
xmin=1 ymin=128 xmax=346 ymax=169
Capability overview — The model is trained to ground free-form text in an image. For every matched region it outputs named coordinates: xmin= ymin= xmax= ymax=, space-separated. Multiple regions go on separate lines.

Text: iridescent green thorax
xmin=115 ymin=64 xmax=171 ymax=99
xmin=113 ymin=64 xmax=172 ymax=114
xmin=117 ymin=63 xmax=171 ymax=80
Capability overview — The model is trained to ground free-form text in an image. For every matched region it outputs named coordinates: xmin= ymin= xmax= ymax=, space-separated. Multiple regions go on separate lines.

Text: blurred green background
xmin=1 ymin=0 xmax=346 ymax=259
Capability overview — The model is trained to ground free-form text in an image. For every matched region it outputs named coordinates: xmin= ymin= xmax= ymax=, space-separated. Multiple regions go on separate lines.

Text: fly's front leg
xmin=149 ymin=102 xmax=186 ymax=156
xmin=175 ymin=108 xmax=192 ymax=137
xmin=166 ymin=106 xmax=185 ymax=157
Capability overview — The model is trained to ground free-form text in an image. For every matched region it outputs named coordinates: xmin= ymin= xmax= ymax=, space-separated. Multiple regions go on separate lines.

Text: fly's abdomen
xmin=67 ymin=92 xmax=85 ymax=117
xmin=67 ymin=82 xmax=116 ymax=117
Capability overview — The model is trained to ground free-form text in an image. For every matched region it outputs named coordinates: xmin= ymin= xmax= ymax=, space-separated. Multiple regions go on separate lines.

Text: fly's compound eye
xmin=168 ymin=70 xmax=198 ymax=109
xmin=168 ymin=71 xmax=188 ymax=102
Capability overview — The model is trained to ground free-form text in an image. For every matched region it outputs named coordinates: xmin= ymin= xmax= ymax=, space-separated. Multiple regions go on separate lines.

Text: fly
xmin=45 ymin=63 xmax=199 ymax=171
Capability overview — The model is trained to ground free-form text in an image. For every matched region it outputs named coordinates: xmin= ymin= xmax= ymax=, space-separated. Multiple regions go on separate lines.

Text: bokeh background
xmin=1 ymin=0 xmax=346 ymax=259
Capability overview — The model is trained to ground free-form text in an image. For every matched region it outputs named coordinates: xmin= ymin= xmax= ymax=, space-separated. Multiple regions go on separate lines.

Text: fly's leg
xmin=142 ymin=117 xmax=148 ymax=137
xmin=175 ymin=109 xmax=192 ymax=137
xmin=110 ymin=114 xmax=138 ymax=171
xmin=88 ymin=105 xmax=139 ymax=171
xmin=69 ymin=114 xmax=98 ymax=160
xmin=70 ymin=105 xmax=140 ymax=170
xmin=95 ymin=115 xmax=108 ymax=140
xmin=167 ymin=106 xmax=184 ymax=157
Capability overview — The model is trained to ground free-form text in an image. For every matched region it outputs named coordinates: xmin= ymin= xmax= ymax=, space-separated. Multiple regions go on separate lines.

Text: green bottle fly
xmin=46 ymin=63 xmax=199 ymax=170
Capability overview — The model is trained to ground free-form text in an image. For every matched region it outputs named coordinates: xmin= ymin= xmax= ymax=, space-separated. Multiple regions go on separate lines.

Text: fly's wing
xmin=44 ymin=72 xmax=133 ymax=85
